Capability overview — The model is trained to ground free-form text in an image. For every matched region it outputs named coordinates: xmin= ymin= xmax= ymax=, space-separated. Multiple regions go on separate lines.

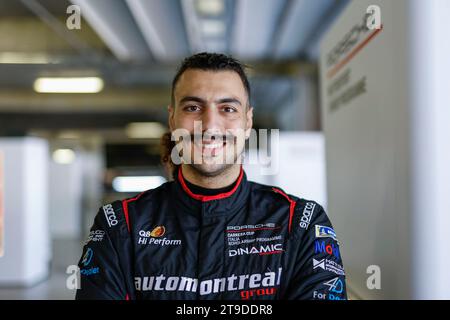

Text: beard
xmin=189 ymin=162 xmax=235 ymax=178
xmin=172 ymin=128 xmax=247 ymax=178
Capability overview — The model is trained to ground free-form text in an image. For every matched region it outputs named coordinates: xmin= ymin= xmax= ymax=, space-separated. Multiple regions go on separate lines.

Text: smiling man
xmin=76 ymin=52 xmax=347 ymax=300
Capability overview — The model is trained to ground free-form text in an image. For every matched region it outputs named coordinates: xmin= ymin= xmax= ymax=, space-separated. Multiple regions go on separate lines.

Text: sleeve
xmin=284 ymin=202 xmax=347 ymax=300
xmin=75 ymin=202 xmax=133 ymax=300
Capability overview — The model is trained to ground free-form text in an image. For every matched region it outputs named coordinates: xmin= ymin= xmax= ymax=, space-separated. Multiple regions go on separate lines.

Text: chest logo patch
xmin=150 ymin=226 xmax=166 ymax=237
xmin=138 ymin=226 xmax=181 ymax=247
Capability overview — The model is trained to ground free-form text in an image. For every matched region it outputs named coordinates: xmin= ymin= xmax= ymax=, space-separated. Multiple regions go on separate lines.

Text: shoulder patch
xmin=298 ymin=201 xmax=317 ymax=230
xmin=102 ymin=201 xmax=122 ymax=228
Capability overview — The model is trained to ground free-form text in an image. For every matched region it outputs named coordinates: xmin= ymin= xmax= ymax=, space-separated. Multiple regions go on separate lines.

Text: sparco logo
xmin=103 ymin=204 xmax=118 ymax=227
xmin=229 ymin=244 xmax=283 ymax=257
xmin=299 ymin=202 xmax=316 ymax=229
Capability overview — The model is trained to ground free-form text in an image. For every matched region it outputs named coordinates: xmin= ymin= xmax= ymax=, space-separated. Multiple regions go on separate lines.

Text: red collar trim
xmin=178 ymin=167 xmax=244 ymax=202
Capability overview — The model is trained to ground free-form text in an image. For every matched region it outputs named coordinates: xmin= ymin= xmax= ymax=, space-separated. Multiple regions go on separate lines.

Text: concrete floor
xmin=0 ymin=238 xmax=82 ymax=300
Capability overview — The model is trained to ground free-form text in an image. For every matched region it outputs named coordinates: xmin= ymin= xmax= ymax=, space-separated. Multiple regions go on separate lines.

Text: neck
xmin=181 ymin=164 xmax=241 ymax=189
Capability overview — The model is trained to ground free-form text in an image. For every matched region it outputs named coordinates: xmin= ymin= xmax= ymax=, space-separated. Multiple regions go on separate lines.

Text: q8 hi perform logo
xmin=138 ymin=226 xmax=182 ymax=246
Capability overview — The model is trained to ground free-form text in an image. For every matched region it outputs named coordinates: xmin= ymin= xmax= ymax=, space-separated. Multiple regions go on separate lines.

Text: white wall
xmin=245 ymin=132 xmax=327 ymax=208
xmin=0 ymin=137 xmax=50 ymax=286
xmin=320 ymin=0 xmax=450 ymax=299
xmin=48 ymin=138 xmax=105 ymax=240
xmin=49 ymin=149 xmax=83 ymax=239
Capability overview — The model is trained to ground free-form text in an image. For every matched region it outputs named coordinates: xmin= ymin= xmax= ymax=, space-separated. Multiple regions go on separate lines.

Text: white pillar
xmin=408 ymin=0 xmax=450 ymax=300
xmin=0 ymin=137 xmax=50 ymax=286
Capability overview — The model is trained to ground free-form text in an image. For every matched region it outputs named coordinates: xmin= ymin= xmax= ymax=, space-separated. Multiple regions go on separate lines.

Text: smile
xmin=194 ymin=140 xmax=228 ymax=155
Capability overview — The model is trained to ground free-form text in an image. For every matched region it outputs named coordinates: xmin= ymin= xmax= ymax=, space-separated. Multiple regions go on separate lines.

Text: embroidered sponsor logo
xmin=81 ymin=248 xmax=93 ymax=267
xmin=150 ymin=226 xmax=165 ymax=237
xmin=84 ymin=230 xmax=105 ymax=245
xmin=299 ymin=202 xmax=316 ymax=229
xmin=103 ymin=204 xmax=118 ymax=227
xmin=226 ymin=223 xmax=281 ymax=247
xmin=226 ymin=223 xmax=277 ymax=232
xmin=138 ymin=228 xmax=181 ymax=246
xmin=315 ymin=225 xmax=338 ymax=241
xmin=313 ymin=258 xmax=345 ymax=276
xmin=228 ymin=244 xmax=283 ymax=257
xmin=135 ymin=267 xmax=283 ymax=298
xmin=80 ymin=248 xmax=100 ymax=277
xmin=315 ymin=240 xmax=341 ymax=259
xmin=323 ymin=277 xmax=345 ymax=294
xmin=227 ymin=235 xmax=283 ymax=246
xmin=80 ymin=267 xmax=100 ymax=276
xmin=313 ymin=290 xmax=344 ymax=300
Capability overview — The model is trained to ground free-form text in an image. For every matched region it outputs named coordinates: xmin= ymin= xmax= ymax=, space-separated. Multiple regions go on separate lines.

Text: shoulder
xmin=248 ymin=180 xmax=324 ymax=213
xmin=119 ymin=180 xmax=177 ymax=212
xmin=248 ymin=180 xmax=329 ymax=232
xmin=247 ymin=180 xmax=293 ymax=205
xmin=95 ymin=181 xmax=175 ymax=234
xmin=121 ymin=180 xmax=174 ymax=206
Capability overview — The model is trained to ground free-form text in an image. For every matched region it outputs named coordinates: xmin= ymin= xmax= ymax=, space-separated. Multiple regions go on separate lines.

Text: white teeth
xmin=194 ymin=141 xmax=226 ymax=149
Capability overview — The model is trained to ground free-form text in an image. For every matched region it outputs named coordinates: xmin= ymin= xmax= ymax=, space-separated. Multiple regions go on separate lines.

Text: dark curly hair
xmin=160 ymin=131 xmax=177 ymax=180
xmin=171 ymin=52 xmax=251 ymax=106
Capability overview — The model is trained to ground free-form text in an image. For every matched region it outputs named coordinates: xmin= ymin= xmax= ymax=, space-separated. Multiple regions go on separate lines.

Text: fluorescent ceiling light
xmin=125 ymin=122 xmax=167 ymax=139
xmin=200 ymin=20 xmax=225 ymax=37
xmin=58 ymin=131 xmax=81 ymax=139
xmin=52 ymin=149 xmax=76 ymax=164
xmin=112 ymin=176 xmax=167 ymax=193
xmin=196 ymin=0 xmax=224 ymax=16
xmin=33 ymin=77 xmax=104 ymax=93
xmin=0 ymin=52 xmax=55 ymax=64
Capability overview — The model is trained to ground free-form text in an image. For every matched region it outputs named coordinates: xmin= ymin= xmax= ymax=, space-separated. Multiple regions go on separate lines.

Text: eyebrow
xmin=179 ymin=96 xmax=242 ymax=106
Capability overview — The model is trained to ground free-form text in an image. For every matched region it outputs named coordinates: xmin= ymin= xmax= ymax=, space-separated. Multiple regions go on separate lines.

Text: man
xmin=76 ymin=52 xmax=347 ymax=300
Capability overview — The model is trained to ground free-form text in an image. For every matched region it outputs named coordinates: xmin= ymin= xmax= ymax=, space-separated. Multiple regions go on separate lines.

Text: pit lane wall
xmin=319 ymin=0 xmax=450 ymax=299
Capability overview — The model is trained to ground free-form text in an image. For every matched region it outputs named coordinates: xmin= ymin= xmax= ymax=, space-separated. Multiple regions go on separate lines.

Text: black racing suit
xmin=75 ymin=167 xmax=347 ymax=300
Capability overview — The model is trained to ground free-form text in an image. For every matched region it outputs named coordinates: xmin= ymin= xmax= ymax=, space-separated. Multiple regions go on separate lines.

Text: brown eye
xmin=223 ymin=106 xmax=237 ymax=113
xmin=185 ymin=105 xmax=200 ymax=112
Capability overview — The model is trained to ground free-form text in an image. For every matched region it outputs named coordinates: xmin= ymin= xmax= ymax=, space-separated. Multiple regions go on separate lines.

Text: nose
xmin=201 ymin=105 xmax=223 ymax=134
